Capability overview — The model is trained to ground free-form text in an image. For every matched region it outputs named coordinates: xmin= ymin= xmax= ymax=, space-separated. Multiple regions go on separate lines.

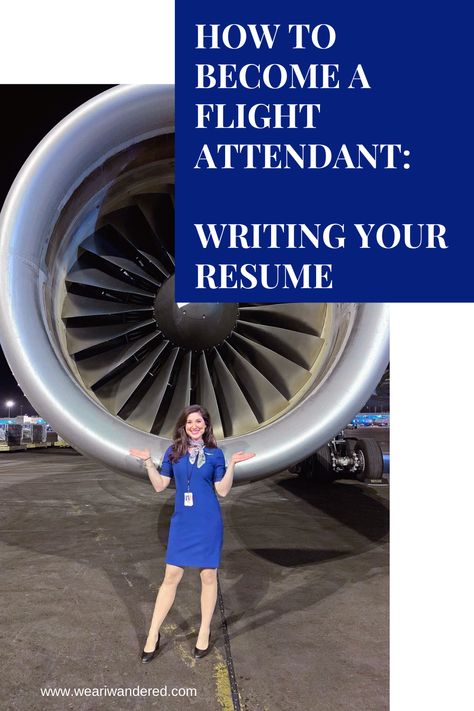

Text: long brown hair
xmin=168 ymin=404 xmax=218 ymax=463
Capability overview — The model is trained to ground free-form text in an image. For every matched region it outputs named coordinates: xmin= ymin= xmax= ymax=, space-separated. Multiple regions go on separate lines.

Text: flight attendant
xmin=130 ymin=404 xmax=255 ymax=662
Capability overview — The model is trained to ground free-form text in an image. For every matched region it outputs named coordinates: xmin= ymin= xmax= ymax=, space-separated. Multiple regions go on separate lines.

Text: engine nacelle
xmin=0 ymin=85 xmax=389 ymax=482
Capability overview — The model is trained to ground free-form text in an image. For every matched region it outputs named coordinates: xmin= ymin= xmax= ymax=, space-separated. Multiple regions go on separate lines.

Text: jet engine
xmin=0 ymin=85 xmax=389 ymax=482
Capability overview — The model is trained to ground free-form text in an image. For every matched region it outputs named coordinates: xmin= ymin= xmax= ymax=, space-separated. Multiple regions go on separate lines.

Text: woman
xmin=129 ymin=404 xmax=255 ymax=663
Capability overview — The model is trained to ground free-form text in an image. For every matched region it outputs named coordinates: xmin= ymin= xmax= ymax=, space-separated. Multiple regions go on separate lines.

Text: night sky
xmin=0 ymin=85 xmax=114 ymax=418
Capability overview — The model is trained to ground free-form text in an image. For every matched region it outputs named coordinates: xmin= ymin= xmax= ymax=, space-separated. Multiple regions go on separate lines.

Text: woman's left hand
xmin=230 ymin=451 xmax=256 ymax=465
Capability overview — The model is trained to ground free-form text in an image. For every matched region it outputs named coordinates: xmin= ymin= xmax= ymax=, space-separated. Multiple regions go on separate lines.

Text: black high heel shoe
xmin=141 ymin=633 xmax=161 ymax=663
xmin=194 ymin=632 xmax=212 ymax=659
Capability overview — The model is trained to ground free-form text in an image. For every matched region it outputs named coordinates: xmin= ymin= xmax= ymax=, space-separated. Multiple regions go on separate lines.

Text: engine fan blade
xmin=124 ymin=347 xmax=179 ymax=431
xmin=95 ymin=340 xmax=169 ymax=415
xmin=159 ymin=350 xmax=192 ymax=437
xmin=135 ymin=192 xmax=175 ymax=267
xmin=196 ymin=352 xmax=224 ymax=440
xmin=238 ymin=303 xmax=327 ymax=336
xmin=62 ymin=293 xmax=153 ymax=319
xmin=235 ymin=320 xmax=324 ymax=370
xmin=105 ymin=205 xmax=172 ymax=278
xmin=80 ymin=230 xmax=161 ymax=287
xmin=66 ymin=319 xmax=157 ymax=356
xmin=66 ymin=265 xmax=155 ymax=297
xmin=221 ymin=341 xmax=289 ymax=422
xmin=75 ymin=331 xmax=160 ymax=387
xmin=229 ymin=331 xmax=311 ymax=399
xmin=211 ymin=349 xmax=259 ymax=436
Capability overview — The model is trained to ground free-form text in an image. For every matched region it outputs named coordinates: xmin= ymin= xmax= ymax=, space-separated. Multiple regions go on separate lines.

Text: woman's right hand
xmin=129 ymin=448 xmax=151 ymax=461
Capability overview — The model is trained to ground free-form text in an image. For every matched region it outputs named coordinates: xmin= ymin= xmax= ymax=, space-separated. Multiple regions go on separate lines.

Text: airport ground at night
xmin=0 ymin=436 xmax=388 ymax=711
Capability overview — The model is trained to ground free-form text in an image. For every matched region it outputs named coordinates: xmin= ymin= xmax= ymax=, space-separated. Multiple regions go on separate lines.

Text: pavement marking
xmin=214 ymin=661 xmax=235 ymax=711
xmin=174 ymin=638 xmax=196 ymax=668
xmin=217 ymin=572 xmax=242 ymax=711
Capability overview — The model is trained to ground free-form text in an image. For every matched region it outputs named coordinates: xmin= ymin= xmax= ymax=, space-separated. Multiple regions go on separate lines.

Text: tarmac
xmin=0 ymin=441 xmax=389 ymax=711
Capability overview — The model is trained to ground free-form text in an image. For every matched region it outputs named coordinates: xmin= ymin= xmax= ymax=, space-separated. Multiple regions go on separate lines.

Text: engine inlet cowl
xmin=0 ymin=85 xmax=389 ymax=482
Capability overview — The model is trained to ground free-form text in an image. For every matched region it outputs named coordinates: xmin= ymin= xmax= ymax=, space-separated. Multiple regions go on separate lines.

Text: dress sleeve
xmin=213 ymin=448 xmax=227 ymax=482
xmin=160 ymin=446 xmax=174 ymax=478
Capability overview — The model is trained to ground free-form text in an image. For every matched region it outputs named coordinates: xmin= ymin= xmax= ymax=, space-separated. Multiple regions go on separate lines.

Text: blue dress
xmin=160 ymin=445 xmax=227 ymax=568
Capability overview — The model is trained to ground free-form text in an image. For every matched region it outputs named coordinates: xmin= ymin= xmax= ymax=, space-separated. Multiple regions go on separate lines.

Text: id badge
xmin=184 ymin=492 xmax=194 ymax=507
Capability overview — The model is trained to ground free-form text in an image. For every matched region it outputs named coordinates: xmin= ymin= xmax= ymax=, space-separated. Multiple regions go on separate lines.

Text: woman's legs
xmin=144 ymin=564 xmax=184 ymax=652
xmin=196 ymin=567 xmax=218 ymax=649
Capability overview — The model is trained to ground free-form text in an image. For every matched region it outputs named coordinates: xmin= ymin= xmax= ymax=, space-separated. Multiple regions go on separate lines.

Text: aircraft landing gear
xmin=290 ymin=433 xmax=386 ymax=484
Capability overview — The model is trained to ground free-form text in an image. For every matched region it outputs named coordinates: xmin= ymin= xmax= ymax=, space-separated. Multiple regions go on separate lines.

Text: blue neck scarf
xmin=187 ymin=437 xmax=206 ymax=468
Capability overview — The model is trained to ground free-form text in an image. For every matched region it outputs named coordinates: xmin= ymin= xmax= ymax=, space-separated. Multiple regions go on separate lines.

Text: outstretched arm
xmin=129 ymin=448 xmax=172 ymax=493
xmin=214 ymin=451 xmax=256 ymax=497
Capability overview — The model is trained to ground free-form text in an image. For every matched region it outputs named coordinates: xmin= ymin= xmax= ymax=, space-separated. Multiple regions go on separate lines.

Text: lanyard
xmin=186 ymin=454 xmax=197 ymax=492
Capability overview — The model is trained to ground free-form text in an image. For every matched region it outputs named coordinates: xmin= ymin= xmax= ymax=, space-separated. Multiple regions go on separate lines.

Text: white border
xmin=0 ymin=0 xmax=174 ymax=84
xmin=1 ymin=4 xmax=472 ymax=708
xmin=391 ymin=303 xmax=473 ymax=709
